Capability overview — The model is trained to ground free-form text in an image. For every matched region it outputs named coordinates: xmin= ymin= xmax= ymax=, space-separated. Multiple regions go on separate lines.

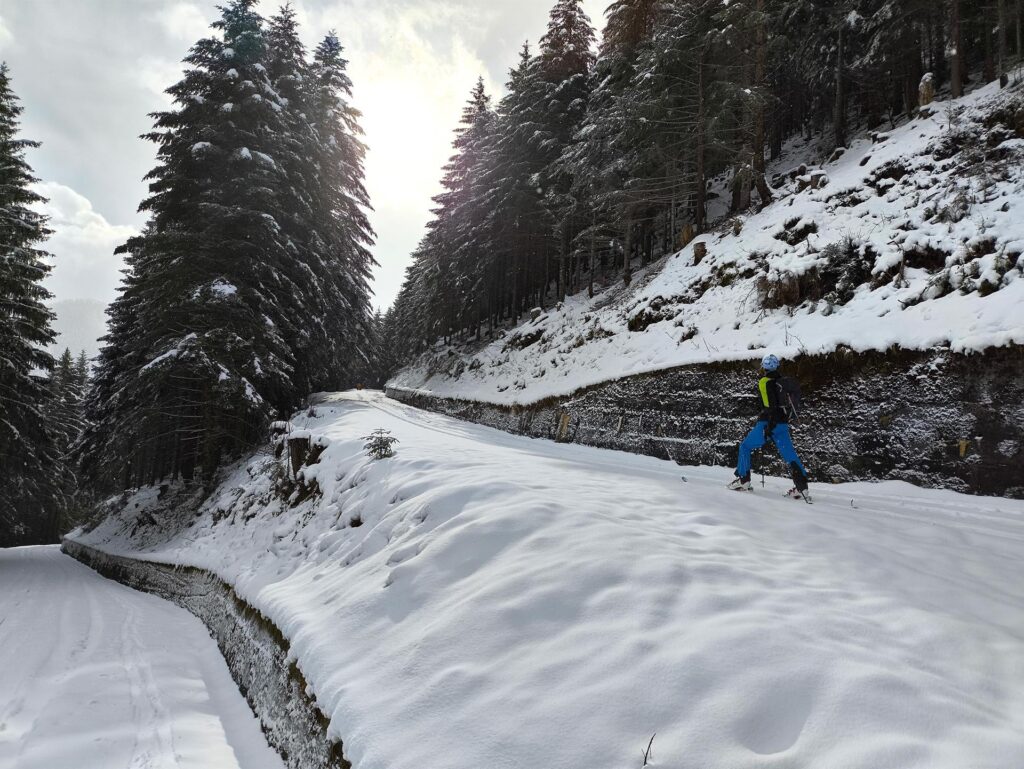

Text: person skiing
xmin=727 ymin=354 xmax=811 ymax=500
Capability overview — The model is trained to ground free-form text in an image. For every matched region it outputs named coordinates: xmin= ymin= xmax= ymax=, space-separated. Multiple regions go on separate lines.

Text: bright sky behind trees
xmin=0 ymin=0 xmax=606 ymax=310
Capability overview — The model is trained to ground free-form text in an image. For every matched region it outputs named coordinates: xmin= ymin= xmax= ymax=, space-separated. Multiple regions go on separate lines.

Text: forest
xmin=2 ymin=0 xmax=1022 ymax=546
xmin=1 ymin=2 xmax=374 ymax=545
xmin=382 ymin=0 xmax=1024 ymax=368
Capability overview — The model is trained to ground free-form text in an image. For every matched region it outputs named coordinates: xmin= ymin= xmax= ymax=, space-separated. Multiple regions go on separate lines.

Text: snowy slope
xmin=73 ymin=392 xmax=1024 ymax=769
xmin=0 ymin=546 xmax=285 ymax=769
xmin=391 ymin=81 xmax=1024 ymax=405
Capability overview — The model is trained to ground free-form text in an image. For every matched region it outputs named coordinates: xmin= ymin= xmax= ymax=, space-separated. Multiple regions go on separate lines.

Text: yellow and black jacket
xmin=757 ymin=371 xmax=788 ymax=424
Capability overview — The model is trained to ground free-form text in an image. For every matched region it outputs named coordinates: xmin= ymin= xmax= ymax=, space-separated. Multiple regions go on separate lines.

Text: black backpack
xmin=776 ymin=376 xmax=803 ymax=422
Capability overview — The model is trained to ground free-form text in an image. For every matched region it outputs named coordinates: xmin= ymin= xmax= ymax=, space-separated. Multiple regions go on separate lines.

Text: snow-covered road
xmin=74 ymin=392 xmax=1024 ymax=769
xmin=0 ymin=546 xmax=284 ymax=769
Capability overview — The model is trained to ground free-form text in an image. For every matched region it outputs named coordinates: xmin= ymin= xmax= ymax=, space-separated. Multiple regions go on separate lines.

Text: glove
xmin=764 ymin=421 xmax=777 ymax=442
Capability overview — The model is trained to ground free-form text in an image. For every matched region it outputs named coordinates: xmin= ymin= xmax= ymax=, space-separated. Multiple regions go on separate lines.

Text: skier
xmin=727 ymin=354 xmax=811 ymax=500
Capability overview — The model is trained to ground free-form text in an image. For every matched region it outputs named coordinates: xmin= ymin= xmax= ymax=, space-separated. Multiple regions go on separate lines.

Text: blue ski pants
xmin=736 ymin=421 xmax=807 ymax=481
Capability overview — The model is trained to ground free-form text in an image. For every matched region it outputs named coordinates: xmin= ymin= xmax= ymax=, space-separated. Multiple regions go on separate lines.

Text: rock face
xmin=389 ymin=347 xmax=1024 ymax=498
xmin=919 ymin=72 xmax=936 ymax=107
xmin=62 ymin=540 xmax=349 ymax=769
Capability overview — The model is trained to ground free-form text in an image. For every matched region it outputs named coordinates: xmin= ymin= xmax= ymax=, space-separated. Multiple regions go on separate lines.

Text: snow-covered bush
xmin=817 ymin=239 xmax=876 ymax=307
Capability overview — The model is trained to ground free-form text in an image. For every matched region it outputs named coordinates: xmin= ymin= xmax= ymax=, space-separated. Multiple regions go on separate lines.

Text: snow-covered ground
xmin=74 ymin=391 xmax=1024 ymax=769
xmin=392 ymin=80 xmax=1024 ymax=405
xmin=0 ymin=546 xmax=285 ymax=769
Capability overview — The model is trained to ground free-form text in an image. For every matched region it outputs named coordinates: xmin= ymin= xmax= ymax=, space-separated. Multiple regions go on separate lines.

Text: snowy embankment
xmin=73 ymin=392 xmax=1024 ymax=769
xmin=0 ymin=546 xmax=284 ymax=769
xmin=391 ymin=80 xmax=1024 ymax=406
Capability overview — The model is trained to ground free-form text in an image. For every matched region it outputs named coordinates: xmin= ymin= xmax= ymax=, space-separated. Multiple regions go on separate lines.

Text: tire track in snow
xmin=0 ymin=546 xmax=285 ymax=769
xmin=118 ymin=599 xmax=179 ymax=769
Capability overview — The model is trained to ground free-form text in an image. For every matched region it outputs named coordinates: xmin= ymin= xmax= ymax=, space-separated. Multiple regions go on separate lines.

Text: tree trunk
xmin=622 ymin=216 xmax=633 ymax=287
xmin=1017 ymin=0 xmax=1022 ymax=61
xmin=696 ymin=48 xmax=708 ymax=232
xmin=752 ymin=0 xmax=773 ymax=206
xmin=559 ymin=221 xmax=570 ymax=302
xmin=834 ymin=20 xmax=847 ymax=148
xmin=905 ymin=28 xmax=923 ymax=114
xmin=951 ymin=0 xmax=963 ymax=98
xmin=984 ymin=4 xmax=997 ymax=82
xmin=931 ymin=6 xmax=947 ymax=87
xmin=588 ymin=211 xmax=596 ymax=299
xmin=997 ymin=0 xmax=1008 ymax=77
xmin=511 ymin=257 xmax=520 ymax=323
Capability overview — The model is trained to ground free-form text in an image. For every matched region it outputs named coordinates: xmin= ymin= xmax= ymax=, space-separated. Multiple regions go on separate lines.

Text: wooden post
xmin=557 ymin=412 xmax=571 ymax=443
xmin=288 ymin=436 xmax=310 ymax=478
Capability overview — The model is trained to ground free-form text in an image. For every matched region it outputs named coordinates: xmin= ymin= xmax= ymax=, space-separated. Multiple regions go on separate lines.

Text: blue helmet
xmin=761 ymin=353 xmax=780 ymax=372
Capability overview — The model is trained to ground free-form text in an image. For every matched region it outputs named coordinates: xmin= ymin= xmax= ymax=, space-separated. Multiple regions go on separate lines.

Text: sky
xmin=0 ymin=0 xmax=608 ymax=313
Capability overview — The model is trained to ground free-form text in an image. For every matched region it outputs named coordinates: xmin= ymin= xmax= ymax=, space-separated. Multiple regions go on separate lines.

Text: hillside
xmin=390 ymin=81 xmax=1024 ymax=405
xmin=70 ymin=392 xmax=1024 ymax=769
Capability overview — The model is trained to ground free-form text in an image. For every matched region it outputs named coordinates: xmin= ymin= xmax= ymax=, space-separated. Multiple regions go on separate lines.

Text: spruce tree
xmin=309 ymin=32 xmax=376 ymax=387
xmin=536 ymin=0 xmax=596 ymax=299
xmin=85 ymin=1 xmax=291 ymax=489
xmin=50 ymin=347 xmax=90 ymax=532
xmin=487 ymin=44 xmax=549 ymax=320
xmin=0 ymin=63 xmax=61 ymax=546
xmin=419 ymin=78 xmax=494 ymax=340
xmin=81 ymin=2 xmax=376 ymax=494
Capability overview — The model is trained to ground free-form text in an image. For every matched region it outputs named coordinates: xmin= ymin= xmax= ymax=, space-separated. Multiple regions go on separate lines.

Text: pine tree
xmin=560 ymin=0 xmax=659 ymax=287
xmin=0 ymin=63 xmax=61 ymax=546
xmin=80 ymin=2 xmax=376 ymax=495
xmin=126 ymin=0 xmax=298 ymax=484
xmin=416 ymin=78 xmax=495 ymax=341
xmin=536 ymin=0 xmax=596 ymax=299
xmin=601 ymin=0 xmax=662 ymax=61
xmin=308 ymin=32 xmax=377 ymax=387
xmin=49 ymin=347 xmax=90 ymax=532
xmin=486 ymin=44 xmax=550 ymax=320
xmin=388 ymin=0 xmax=599 ymax=346
xmin=77 ymin=236 xmax=150 ymax=490
xmin=50 ymin=348 xmax=83 ymax=456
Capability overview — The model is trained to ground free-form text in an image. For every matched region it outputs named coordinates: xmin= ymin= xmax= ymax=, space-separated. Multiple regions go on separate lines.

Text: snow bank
xmin=391 ymin=81 xmax=1024 ymax=406
xmin=73 ymin=392 xmax=1024 ymax=769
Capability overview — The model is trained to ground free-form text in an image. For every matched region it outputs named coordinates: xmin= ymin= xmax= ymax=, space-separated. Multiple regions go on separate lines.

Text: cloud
xmin=8 ymin=0 xmax=611 ymax=312
xmin=34 ymin=182 xmax=136 ymax=306
xmin=158 ymin=2 xmax=212 ymax=42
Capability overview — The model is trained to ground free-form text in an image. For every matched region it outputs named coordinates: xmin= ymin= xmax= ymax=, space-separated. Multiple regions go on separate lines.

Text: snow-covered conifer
xmin=0 ymin=64 xmax=61 ymax=545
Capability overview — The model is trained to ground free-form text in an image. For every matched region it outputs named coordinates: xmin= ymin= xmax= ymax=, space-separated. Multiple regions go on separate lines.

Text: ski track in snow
xmin=0 ymin=546 xmax=285 ymax=769
xmin=76 ymin=391 xmax=1024 ymax=769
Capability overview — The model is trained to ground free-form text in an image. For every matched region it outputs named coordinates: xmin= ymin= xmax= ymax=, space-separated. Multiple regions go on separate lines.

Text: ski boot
xmin=727 ymin=476 xmax=753 ymax=492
